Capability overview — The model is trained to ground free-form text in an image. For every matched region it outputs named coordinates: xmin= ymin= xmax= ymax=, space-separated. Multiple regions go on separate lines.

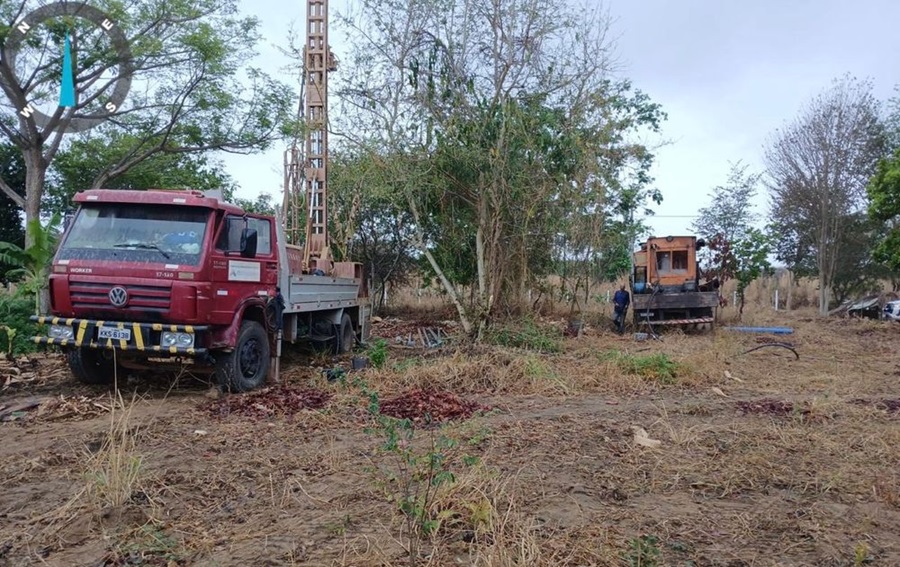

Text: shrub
xmin=0 ymin=293 xmax=41 ymax=356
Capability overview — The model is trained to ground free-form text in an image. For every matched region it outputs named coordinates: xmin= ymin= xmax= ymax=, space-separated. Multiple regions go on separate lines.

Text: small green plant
xmin=0 ymin=325 xmax=16 ymax=357
xmin=392 ymin=356 xmax=424 ymax=372
xmin=625 ymin=534 xmax=661 ymax=567
xmin=854 ymin=541 xmax=871 ymax=566
xmin=465 ymin=426 xmax=492 ymax=448
xmin=346 ymin=373 xmax=474 ymax=565
xmin=368 ymin=338 xmax=389 ymax=368
xmin=485 ymin=317 xmax=562 ymax=353
xmin=600 ymin=350 xmax=680 ymax=384
xmin=523 ymin=355 xmax=555 ymax=379
xmin=325 ymin=515 xmax=353 ymax=536
xmin=114 ymin=524 xmax=184 ymax=564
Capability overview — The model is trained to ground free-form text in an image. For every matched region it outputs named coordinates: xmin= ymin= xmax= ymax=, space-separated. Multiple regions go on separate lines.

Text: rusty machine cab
xmin=633 ymin=235 xmax=701 ymax=293
xmin=631 ymin=235 xmax=717 ymax=330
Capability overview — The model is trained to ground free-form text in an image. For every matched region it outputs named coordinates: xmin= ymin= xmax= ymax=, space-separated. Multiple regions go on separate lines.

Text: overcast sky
xmin=228 ymin=0 xmax=900 ymax=237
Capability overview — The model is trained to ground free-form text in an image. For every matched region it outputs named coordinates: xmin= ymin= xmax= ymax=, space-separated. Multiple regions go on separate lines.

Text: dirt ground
xmin=1 ymin=308 xmax=899 ymax=566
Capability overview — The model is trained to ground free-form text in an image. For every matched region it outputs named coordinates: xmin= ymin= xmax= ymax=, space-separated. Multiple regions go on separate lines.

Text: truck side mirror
xmin=240 ymin=228 xmax=258 ymax=258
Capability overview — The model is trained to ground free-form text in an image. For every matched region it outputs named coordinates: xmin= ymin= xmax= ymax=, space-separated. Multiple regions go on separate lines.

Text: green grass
xmin=600 ymin=350 xmax=680 ymax=384
xmin=484 ymin=318 xmax=562 ymax=353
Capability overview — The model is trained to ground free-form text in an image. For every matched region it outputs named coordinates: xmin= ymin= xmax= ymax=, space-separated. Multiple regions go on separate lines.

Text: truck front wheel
xmin=216 ymin=320 xmax=270 ymax=393
xmin=67 ymin=348 xmax=116 ymax=385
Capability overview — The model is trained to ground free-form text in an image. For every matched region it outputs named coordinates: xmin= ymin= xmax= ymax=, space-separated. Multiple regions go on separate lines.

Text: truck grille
xmin=69 ymin=281 xmax=171 ymax=318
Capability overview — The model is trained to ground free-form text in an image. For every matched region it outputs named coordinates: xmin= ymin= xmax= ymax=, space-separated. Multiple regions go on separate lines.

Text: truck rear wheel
xmin=336 ymin=313 xmax=354 ymax=354
xmin=67 ymin=347 xmax=116 ymax=385
xmin=216 ymin=321 xmax=270 ymax=393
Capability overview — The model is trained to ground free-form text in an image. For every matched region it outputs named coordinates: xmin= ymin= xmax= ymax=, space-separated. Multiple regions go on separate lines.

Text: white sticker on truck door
xmin=228 ymin=260 xmax=261 ymax=282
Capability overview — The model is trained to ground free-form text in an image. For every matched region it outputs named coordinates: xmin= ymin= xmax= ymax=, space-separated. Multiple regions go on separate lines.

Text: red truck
xmin=32 ymin=188 xmax=369 ymax=392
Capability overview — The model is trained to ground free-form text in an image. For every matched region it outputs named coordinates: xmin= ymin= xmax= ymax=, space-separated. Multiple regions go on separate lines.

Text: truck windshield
xmin=58 ymin=204 xmax=210 ymax=265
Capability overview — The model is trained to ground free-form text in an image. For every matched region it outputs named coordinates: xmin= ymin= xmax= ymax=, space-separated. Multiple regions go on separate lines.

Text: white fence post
xmin=775 ymin=289 xmax=779 ymax=311
xmin=733 ymin=290 xmax=737 ymax=306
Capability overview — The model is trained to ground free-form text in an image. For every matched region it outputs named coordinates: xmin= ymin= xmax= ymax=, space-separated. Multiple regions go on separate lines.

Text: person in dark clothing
xmin=613 ymin=284 xmax=630 ymax=334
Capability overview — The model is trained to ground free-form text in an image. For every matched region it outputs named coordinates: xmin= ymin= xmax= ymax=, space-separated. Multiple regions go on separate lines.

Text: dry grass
xmin=382 ymin=272 xmax=892 ymax=322
xmin=82 ymin=390 xmax=145 ymax=510
xmin=2 ymin=301 xmax=900 ymax=565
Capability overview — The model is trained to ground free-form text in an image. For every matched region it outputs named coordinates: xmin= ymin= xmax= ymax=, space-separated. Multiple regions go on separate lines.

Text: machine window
xmin=657 ymin=250 xmax=689 ymax=274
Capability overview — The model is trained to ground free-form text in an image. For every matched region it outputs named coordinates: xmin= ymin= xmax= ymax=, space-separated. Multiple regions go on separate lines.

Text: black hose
xmin=642 ymin=283 xmax=661 ymax=340
xmin=741 ymin=343 xmax=799 ymax=359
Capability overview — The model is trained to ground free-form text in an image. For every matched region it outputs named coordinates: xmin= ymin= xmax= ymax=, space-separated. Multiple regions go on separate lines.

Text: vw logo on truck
xmin=108 ymin=286 xmax=128 ymax=307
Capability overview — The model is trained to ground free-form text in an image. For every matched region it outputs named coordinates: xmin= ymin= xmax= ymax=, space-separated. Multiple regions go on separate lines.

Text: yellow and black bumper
xmin=30 ymin=317 xmax=208 ymax=356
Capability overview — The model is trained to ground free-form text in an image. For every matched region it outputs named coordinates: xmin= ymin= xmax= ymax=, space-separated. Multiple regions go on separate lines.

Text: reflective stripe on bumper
xmin=638 ymin=317 xmax=714 ymax=326
xmin=31 ymin=336 xmax=205 ymax=355
xmin=30 ymin=316 xmax=208 ymax=354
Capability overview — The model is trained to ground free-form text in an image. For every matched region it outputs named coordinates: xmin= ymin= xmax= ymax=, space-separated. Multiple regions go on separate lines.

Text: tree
xmin=691 ymin=162 xmax=761 ymax=286
xmin=732 ymin=228 xmax=773 ymax=317
xmin=764 ymin=76 xmax=885 ymax=315
xmin=329 ymin=151 xmax=417 ymax=313
xmin=231 ymin=192 xmax=275 ymax=215
xmin=0 ymin=0 xmax=293 ymax=245
xmin=45 ymin=131 xmax=239 ymax=214
xmin=334 ymin=0 xmax=664 ymax=334
xmin=830 ymin=212 xmax=890 ymax=302
xmin=0 ymin=143 xmax=25 ymax=280
xmin=868 ymin=148 xmax=900 ymax=273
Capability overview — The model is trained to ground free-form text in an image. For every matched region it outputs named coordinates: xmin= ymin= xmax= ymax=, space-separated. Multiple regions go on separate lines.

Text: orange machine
xmin=631 ymin=236 xmax=719 ymax=330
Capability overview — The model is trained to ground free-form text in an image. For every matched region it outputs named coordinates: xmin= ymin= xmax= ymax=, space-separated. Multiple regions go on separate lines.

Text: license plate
xmin=98 ymin=327 xmax=131 ymax=341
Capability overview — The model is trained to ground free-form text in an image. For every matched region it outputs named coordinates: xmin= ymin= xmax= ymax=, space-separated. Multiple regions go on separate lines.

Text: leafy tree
xmin=830 ymin=212 xmax=891 ymax=302
xmin=329 ymin=152 xmax=416 ymax=313
xmin=868 ymin=147 xmax=900 ymax=274
xmin=232 ymin=192 xmax=275 ymax=215
xmin=45 ymin=132 xmax=238 ymax=214
xmin=0 ymin=143 xmax=25 ymax=280
xmin=764 ymin=76 xmax=885 ymax=315
xmin=0 ymin=0 xmax=293 ymax=245
xmin=0 ymin=214 xmax=61 ymax=315
xmin=335 ymin=0 xmax=665 ymax=333
xmin=691 ymin=162 xmax=760 ymax=284
xmin=732 ymin=228 xmax=773 ymax=317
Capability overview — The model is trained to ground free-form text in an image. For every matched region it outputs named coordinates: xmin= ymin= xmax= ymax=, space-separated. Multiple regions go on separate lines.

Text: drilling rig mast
xmin=284 ymin=0 xmax=336 ymax=273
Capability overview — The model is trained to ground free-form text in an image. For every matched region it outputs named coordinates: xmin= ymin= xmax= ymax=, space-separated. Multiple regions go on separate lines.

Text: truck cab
xmin=35 ymin=188 xmax=368 ymax=392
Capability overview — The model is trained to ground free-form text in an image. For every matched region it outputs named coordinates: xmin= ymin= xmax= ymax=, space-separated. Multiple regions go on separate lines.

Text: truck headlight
xmin=161 ymin=332 xmax=194 ymax=348
xmin=49 ymin=325 xmax=75 ymax=340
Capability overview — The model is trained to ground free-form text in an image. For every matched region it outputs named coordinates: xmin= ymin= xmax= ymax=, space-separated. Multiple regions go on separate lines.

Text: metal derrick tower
xmin=283 ymin=0 xmax=336 ymax=273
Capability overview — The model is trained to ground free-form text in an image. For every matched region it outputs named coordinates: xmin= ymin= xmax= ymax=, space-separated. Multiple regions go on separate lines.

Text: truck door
xmin=209 ymin=214 xmax=278 ymax=324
